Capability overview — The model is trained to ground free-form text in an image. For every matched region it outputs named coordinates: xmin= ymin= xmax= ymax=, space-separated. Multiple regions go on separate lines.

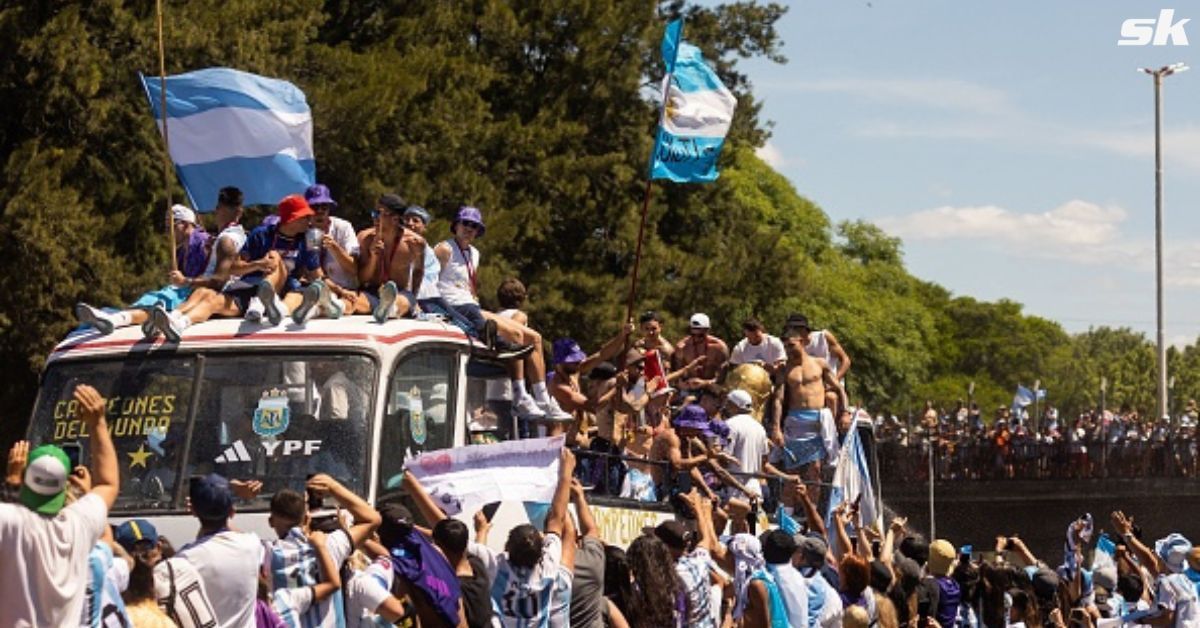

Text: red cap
xmin=277 ymin=194 xmax=315 ymax=225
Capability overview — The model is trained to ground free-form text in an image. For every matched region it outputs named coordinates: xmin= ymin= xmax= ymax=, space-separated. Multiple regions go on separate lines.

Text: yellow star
xmin=128 ymin=444 xmax=152 ymax=469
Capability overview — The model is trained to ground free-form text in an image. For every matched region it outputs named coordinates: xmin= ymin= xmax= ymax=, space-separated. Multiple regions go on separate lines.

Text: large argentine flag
xmin=649 ymin=19 xmax=737 ymax=183
xmin=140 ymin=68 xmax=315 ymax=211
xmin=825 ymin=423 xmax=880 ymax=552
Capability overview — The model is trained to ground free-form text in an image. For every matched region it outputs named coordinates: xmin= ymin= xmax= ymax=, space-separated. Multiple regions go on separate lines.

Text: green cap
xmin=20 ymin=444 xmax=71 ymax=516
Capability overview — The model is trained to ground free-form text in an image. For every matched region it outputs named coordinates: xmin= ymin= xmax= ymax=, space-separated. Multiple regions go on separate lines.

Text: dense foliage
xmin=0 ymin=0 xmax=1191 ymax=444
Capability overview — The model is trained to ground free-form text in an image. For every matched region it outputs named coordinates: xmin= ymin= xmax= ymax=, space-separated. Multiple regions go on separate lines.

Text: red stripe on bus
xmin=51 ymin=328 xmax=468 ymax=356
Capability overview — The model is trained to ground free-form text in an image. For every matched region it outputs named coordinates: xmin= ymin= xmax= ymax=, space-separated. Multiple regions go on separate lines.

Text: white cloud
xmin=755 ymin=141 xmax=785 ymax=168
xmin=782 ymin=78 xmax=1016 ymax=116
xmin=878 ymin=200 xmax=1127 ymax=249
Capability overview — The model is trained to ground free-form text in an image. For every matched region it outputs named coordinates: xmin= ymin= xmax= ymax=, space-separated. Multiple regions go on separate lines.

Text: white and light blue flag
xmin=825 ymin=423 xmax=880 ymax=554
xmin=140 ymin=68 xmax=315 ymax=211
xmin=649 ymin=19 xmax=737 ymax=183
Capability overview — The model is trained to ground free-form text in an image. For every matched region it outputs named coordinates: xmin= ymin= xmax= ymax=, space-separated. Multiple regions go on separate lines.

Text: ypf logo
xmin=1119 ymin=9 xmax=1190 ymax=46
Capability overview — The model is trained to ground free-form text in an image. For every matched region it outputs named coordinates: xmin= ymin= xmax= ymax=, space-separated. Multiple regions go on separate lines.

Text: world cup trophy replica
xmin=724 ymin=363 xmax=773 ymax=422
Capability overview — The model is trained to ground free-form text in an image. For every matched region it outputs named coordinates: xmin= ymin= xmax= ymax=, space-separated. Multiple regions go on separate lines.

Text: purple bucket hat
xmin=553 ymin=338 xmax=587 ymax=365
xmin=452 ymin=206 xmax=485 ymax=237
xmin=673 ymin=404 xmax=710 ymax=432
xmin=304 ymin=184 xmax=337 ymax=208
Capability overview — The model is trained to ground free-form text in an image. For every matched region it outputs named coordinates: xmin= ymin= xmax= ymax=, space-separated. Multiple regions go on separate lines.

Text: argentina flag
xmin=649 ymin=19 xmax=737 ymax=183
xmin=140 ymin=68 xmax=316 ymax=211
xmin=825 ymin=423 xmax=880 ymax=553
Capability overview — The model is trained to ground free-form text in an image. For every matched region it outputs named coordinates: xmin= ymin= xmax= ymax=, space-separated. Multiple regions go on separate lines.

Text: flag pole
xmin=624 ymin=178 xmax=654 ymax=324
xmin=155 ymin=0 xmax=177 ymax=272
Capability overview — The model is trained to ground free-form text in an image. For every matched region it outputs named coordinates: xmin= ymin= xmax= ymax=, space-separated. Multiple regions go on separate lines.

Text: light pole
xmin=1140 ymin=62 xmax=1188 ymax=422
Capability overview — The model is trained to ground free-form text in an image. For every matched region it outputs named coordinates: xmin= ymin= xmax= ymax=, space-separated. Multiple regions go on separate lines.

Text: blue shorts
xmin=131 ymin=285 xmax=192 ymax=311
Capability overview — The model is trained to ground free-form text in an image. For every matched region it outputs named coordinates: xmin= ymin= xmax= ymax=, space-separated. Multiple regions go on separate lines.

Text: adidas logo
xmin=214 ymin=441 xmax=253 ymax=464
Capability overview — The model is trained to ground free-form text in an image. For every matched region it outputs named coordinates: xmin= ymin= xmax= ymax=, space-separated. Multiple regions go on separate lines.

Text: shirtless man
xmin=358 ymin=193 xmax=426 ymax=321
xmin=649 ymin=404 xmax=741 ymax=505
xmin=633 ymin=311 xmax=674 ymax=361
xmin=548 ymin=325 xmax=635 ymax=435
xmin=671 ymin=313 xmax=729 ymax=393
xmin=785 ymin=314 xmax=851 ymax=413
xmin=771 ymin=327 xmax=847 ymax=504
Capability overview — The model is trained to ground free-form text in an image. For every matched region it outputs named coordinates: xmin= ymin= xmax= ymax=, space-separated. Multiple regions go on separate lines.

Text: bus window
xmin=28 ymin=357 xmax=197 ymax=512
xmin=185 ymin=354 xmax=375 ymax=504
xmin=377 ymin=349 xmax=457 ymax=493
xmin=465 ymin=359 xmax=517 ymax=444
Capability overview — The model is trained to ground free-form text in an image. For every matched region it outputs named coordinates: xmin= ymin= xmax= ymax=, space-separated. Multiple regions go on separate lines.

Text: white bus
xmin=28 ymin=316 xmax=675 ymax=547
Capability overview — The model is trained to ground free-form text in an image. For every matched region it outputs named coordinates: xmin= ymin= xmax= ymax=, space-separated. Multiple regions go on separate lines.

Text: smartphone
xmin=960 ymin=544 xmax=973 ymax=561
xmin=304 ymin=474 xmax=324 ymax=511
xmin=62 ymin=442 xmax=84 ymax=469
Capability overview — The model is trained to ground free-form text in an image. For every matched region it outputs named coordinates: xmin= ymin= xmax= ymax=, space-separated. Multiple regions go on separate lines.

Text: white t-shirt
xmin=1155 ymin=572 xmax=1198 ymax=627
xmin=0 ymin=493 xmax=108 ymax=627
xmin=320 ymin=216 xmax=361 ymax=289
xmin=178 ymin=530 xmax=265 ymax=628
xmin=263 ymin=528 xmax=354 ymax=628
xmin=345 ymin=556 xmax=395 ymax=628
xmin=725 ymin=413 xmax=769 ymax=476
xmin=81 ymin=541 xmax=131 ymax=628
xmin=470 ymin=533 xmax=573 ymax=628
xmin=767 ymin=562 xmax=810 ymax=628
xmin=730 ymin=334 xmax=786 ymax=367
xmin=154 ymin=556 xmax=220 ymax=628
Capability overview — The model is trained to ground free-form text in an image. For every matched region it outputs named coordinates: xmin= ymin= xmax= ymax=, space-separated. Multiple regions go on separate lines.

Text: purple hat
xmin=673 ymin=404 xmax=710 ymax=432
xmin=553 ymin=338 xmax=587 ymax=365
xmin=304 ymin=184 xmax=338 ymax=208
xmin=452 ymin=206 xmax=485 ymax=237
xmin=705 ymin=418 xmax=731 ymax=442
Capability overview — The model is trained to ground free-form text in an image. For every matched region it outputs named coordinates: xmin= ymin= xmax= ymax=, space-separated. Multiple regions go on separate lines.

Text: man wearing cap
xmin=141 ymin=187 xmax=252 ymax=340
xmin=359 ymin=193 xmax=427 ymax=322
xmin=723 ymin=389 xmax=771 ymax=488
xmin=0 ymin=384 xmax=119 ymax=627
xmin=773 ymin=327 xmax=847 ymax=505
xmin=176 ymin=473 xmax=266 ymax=628
xmin=114 ymin=518 xmax=219 ymax=628
xmin=74 ymin=204 xmax=211 ymax=335
xmin=292 ymin=183 xmax=364 ymax=320
xmin=672 ymin=312 xmax=730 ymax=393
xmin=730 ymin=317 xmax=787 ymax=376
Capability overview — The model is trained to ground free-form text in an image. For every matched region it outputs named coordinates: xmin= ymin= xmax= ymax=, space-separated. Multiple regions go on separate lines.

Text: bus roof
xmin=50 ymin=315 xmax=472 ymax=362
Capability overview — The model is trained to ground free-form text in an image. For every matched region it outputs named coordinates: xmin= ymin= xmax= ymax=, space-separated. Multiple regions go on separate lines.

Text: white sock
xmin=513 ymin=379 xmax=530 ymax=400
xmin=177 ymin=314 xmax=193 ymax=330
xmin=532 ymin=381 xmax=550 ymax=403
xmin=112 ymin=311 xmax=133 ymax=327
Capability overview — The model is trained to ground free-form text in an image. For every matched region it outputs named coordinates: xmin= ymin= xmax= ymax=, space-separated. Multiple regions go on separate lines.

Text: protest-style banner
xmin=406 ymin=435 xmax=565 ymax=516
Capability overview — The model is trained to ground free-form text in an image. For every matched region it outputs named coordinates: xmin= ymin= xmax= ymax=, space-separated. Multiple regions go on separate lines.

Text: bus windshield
xmin=29 ymin=352 xmax=377 ymax=513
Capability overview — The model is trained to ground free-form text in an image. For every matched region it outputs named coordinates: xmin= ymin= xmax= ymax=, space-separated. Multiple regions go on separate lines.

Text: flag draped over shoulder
xmin=825 ymin=425 xmax=880 ymax=553
xmin=140 ymin=67 xmax=316 ymax=211
xmin=649 ymin=19 xmax=737 ymax=183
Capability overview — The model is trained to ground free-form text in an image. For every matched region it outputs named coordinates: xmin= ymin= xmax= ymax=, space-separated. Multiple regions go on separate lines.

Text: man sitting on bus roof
xmin=290 ymin=183 xmax=366 ymax=322
xmin=358 ymin=193 xmax=425 ymax=323
xmin=74 ymin=203 xmax=212 ymax=336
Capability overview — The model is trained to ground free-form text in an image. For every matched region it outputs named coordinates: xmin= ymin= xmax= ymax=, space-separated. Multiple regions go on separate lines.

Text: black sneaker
xmin=493 ymin=338 xmax=534 ymax=360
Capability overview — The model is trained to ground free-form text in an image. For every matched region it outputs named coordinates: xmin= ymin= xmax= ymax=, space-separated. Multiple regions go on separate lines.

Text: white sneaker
xmin=317 ymin=282 xmax=344 ymax=319
xmin=152 ymin=305 xmax=184 ymax=343
xmin=373 ymin=281 xmax=398 ymax=323
xmin=244 ymin=297 xmax=264 ymax=322
xmin=515 ymin=396 xmax=547 ymax=420
xmin=292 ymin=282 xmax=322 ymax=325
xmin=539 ymin=396 xmax=573 ymax=421
xmin=74 ymin=303 xmax=115 ymax=335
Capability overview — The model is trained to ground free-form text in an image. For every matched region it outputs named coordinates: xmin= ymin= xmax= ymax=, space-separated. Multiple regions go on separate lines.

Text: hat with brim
xmin=452 ymin=206 xmax=486 ymax=237
xmin=20 ymin=445 xmax=70 ymax=516
xmin=277 ymin=194 xmax=315 ymax=225
xmin=172 ymin=204 xmax=198 ymax=225
xmin=553 ymin=338 xmax=587 ymax=365
xmin=673 ymin=404 xmax=710 ymax=432
xmin=304 ymin=184 xmax=337 ymax=208
xmin=378 ymin=193 xmax=407 ymax=214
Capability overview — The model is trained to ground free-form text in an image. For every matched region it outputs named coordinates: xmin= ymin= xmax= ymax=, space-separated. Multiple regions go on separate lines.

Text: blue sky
xmin=734 ymin=1 xmax=1200 ymax=344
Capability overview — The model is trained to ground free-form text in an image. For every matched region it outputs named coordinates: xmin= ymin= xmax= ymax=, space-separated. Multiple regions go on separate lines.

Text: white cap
xmin=727 ymin=389 xmax=753 ymax=412
xmin=689 ymin=313 xmax=711 ymax=329
xmin=172 ymin=204 xmax=197 ymax=225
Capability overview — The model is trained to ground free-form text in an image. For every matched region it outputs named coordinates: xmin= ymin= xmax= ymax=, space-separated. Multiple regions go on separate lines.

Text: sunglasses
xmin=460 ymin=221 xmax=483 ymax=230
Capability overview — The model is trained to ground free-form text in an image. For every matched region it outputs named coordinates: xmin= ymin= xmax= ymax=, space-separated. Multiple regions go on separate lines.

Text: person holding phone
xmin=0 ymin=384 xmax=119 ymax=626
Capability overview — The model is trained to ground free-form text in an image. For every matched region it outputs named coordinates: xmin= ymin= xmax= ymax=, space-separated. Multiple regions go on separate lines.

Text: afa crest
xmin=253 ymin=389 xmax=290 ymax=437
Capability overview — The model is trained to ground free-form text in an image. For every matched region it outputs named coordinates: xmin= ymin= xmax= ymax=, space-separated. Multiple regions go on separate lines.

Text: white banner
xmin=407 ymin=436 xmax=564 ymax=516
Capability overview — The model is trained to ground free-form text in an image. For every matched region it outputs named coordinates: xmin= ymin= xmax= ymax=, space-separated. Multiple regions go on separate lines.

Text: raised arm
xmin=307 ymin=530 xmax=343 ymax=602
xmin=401 ymin=470 xmax=449 ymax=526
xmin=76 ymin=385 xmax=118 ymax=509
xmin=570 ymin=479 xmax=599 ymax=540
xmin=793 ymin=481 xmax=826 ymax=539
xmin=579 ymin=323 xmax=635 ymax=374
xmin=307 ymin=474 xmax=381 ymax=548
xmin=544 ymin=448 xmax=576 ymax=537
xmin=1111 ymin=511 xmax=1163 ymax=576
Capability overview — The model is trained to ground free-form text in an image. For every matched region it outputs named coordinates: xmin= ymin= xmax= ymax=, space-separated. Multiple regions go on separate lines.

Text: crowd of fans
xmin=876 ymin=403 xmax=1200 ymax=482
xmin=3 ymin=385 xmax=1198 ymax=628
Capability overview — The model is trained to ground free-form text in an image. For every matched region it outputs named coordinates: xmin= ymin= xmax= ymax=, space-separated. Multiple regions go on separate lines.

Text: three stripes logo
xmin=214 ymin=440 xmax=253 ymax=464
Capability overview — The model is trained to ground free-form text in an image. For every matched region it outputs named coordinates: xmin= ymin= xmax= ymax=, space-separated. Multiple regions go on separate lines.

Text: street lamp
xmin=1139 ymin=62 xmax=1188 ymax=422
